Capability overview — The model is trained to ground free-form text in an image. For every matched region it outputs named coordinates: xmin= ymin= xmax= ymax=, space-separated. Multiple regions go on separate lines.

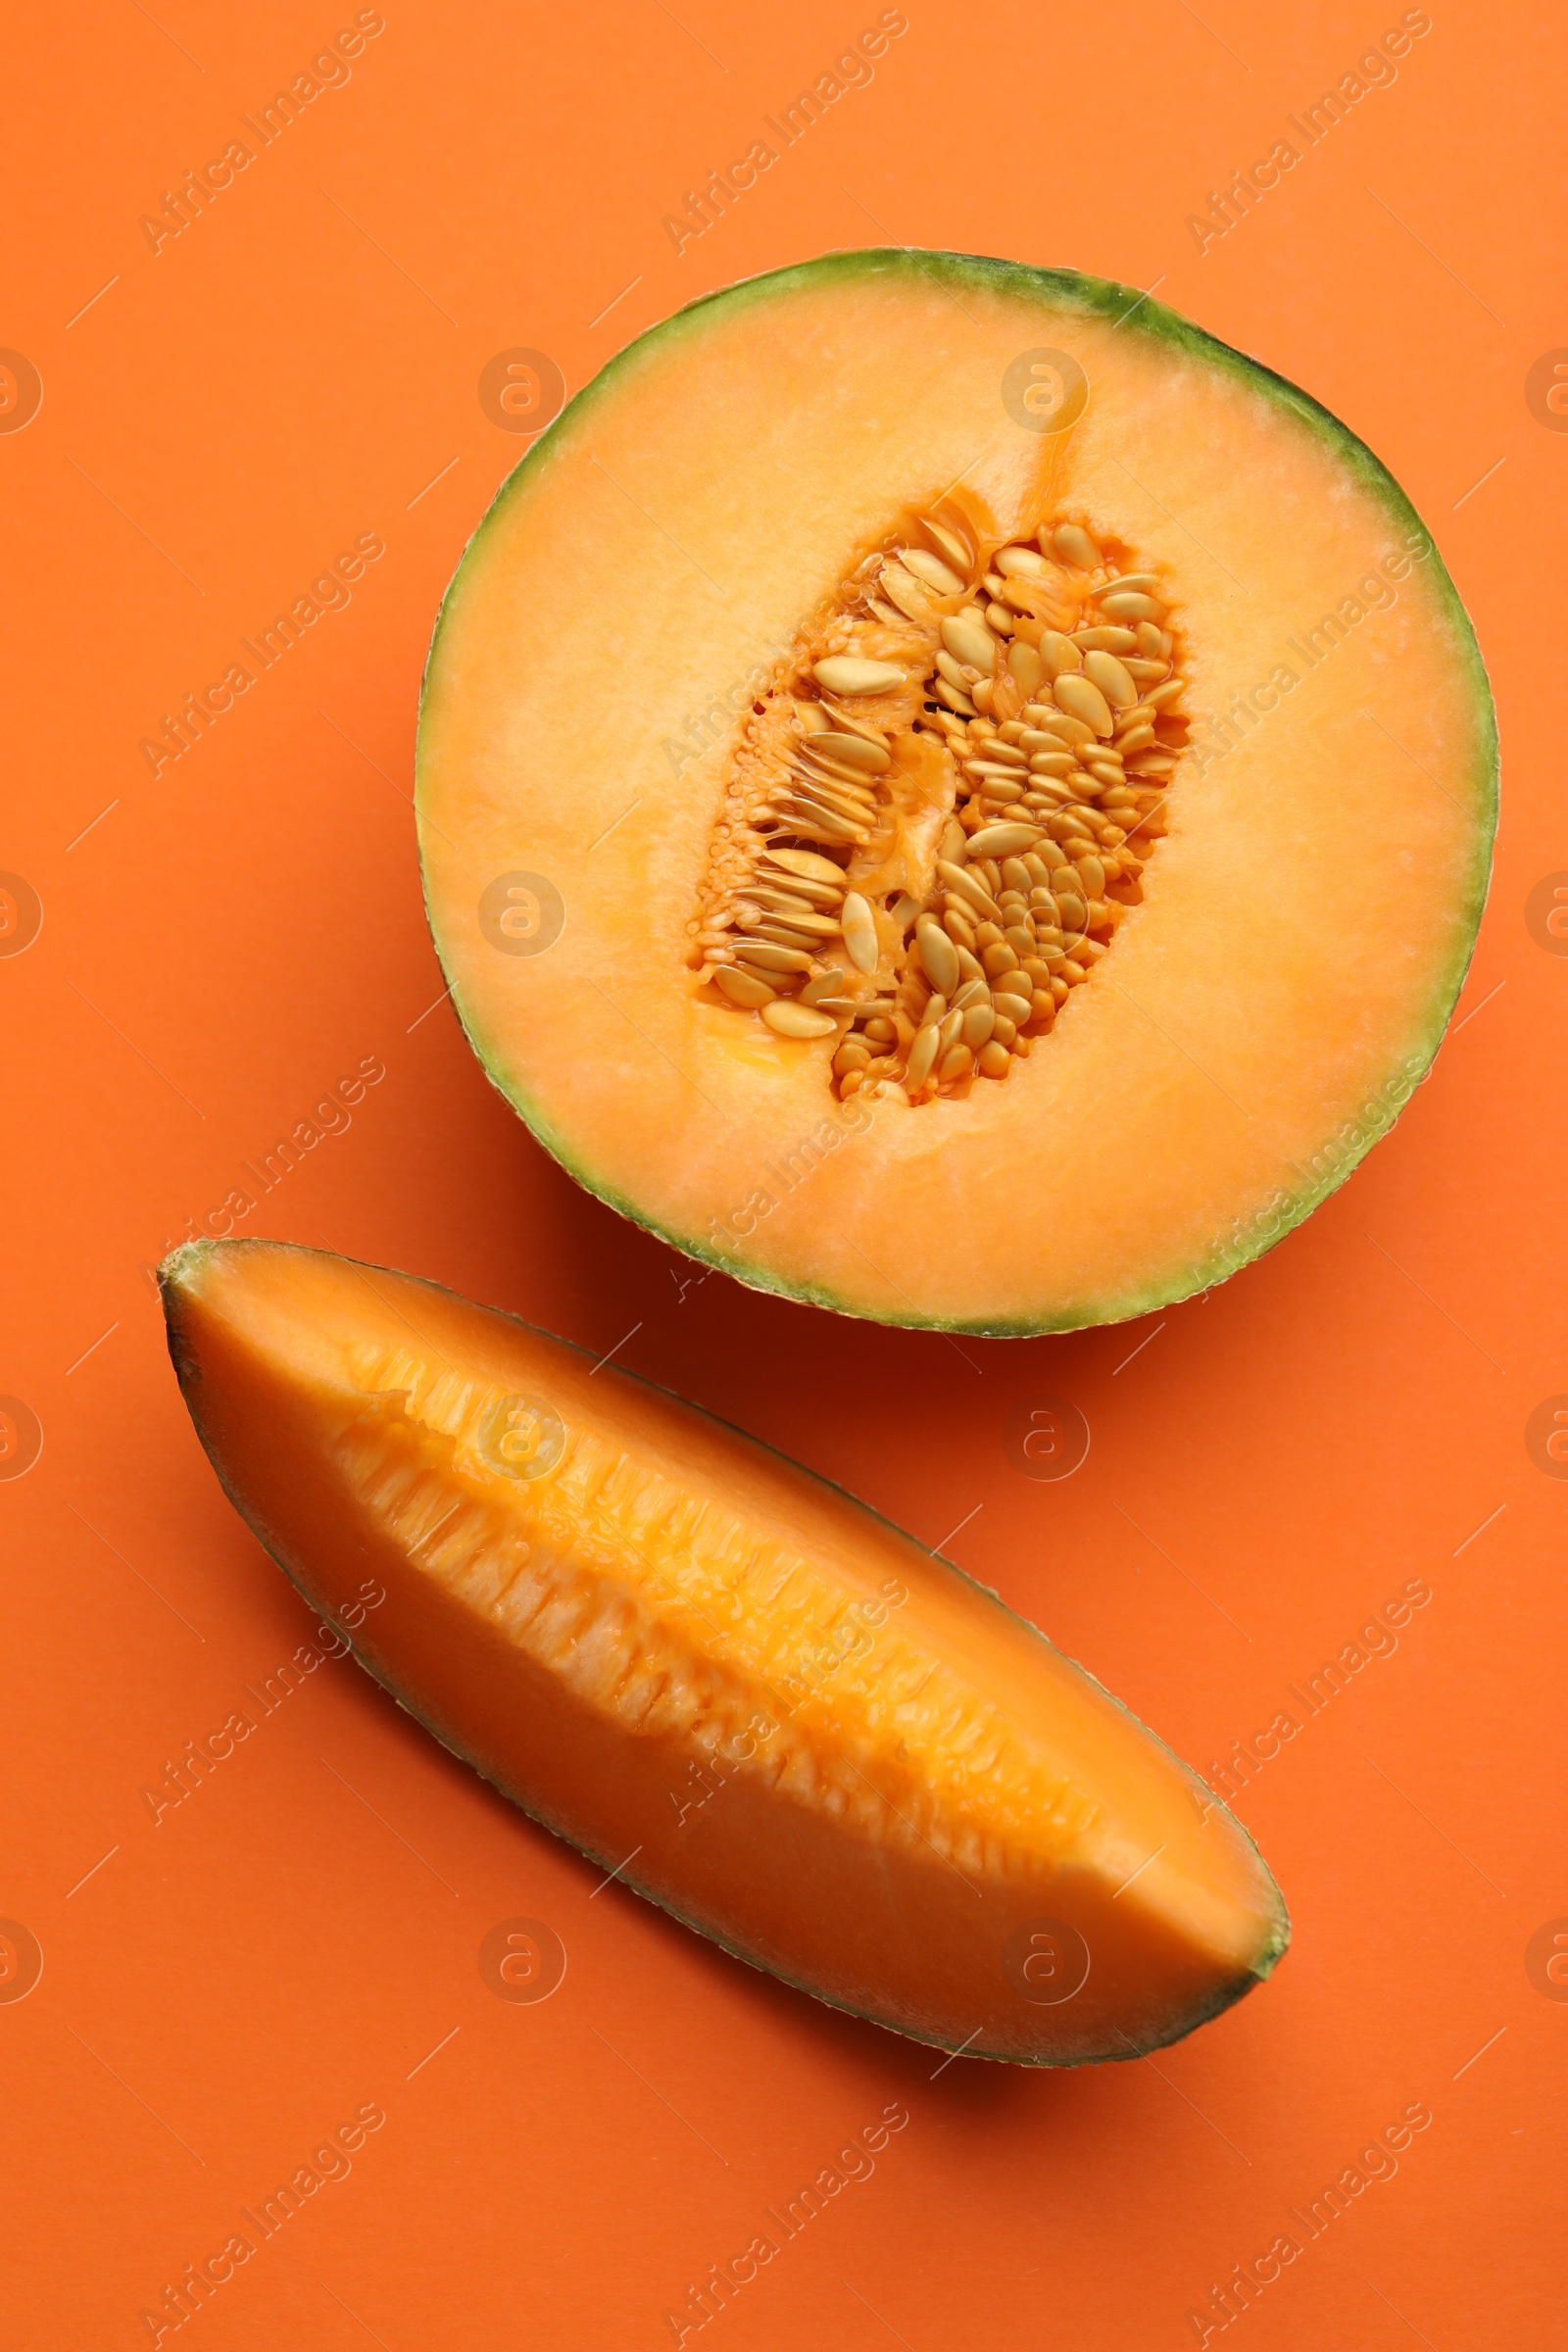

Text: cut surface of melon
xmin=162 ymin=1239 xmax=1287 ymax=2065
xmin=416 ymin=250 xmax=1495 ymax=1331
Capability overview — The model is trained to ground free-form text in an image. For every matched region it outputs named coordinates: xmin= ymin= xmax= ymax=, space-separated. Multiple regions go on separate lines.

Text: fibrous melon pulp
xmin=416 ymin=251 xmax=1495 ymax=1332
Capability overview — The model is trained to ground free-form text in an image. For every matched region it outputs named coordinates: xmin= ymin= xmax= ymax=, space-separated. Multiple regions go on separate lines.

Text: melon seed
xmin=1083 ymin=651 xmax=1138 ymax=709
xmin=760 ymin=847 xmax=846 ymax=882
xmin=942 ymin=614 xmax=997 ymax=672
xmin=967 ymin=822 xmax=1042 ymax=858
xmin=760 ymin=871 xmax=846 ymax=909
xmin=941 ymin=658 xmax=983 ymax=704
xmin=996 ymin=544 xmax=1048 ymax=577
xmin=1052 ymin=523 xmax=1100 ymax=569
xmin=937 ymin=859 xmax=1000 ymax=918
xmin=961 ymin=1002 xmax=996 ymax=1050
xmin=798 ymin=753 xmax=879 ymax=801
xmin=1053 ymin=673 xmax=1114 ymax=736
xmin=916 ymin=916 xmax=960 ymax=997
xmin=902 ymin=546 xmax=964 ymax=594
xmin=813 ymin=656 xmax=906 ymax=696
xmin=762 ymin=1000 xmax=837 ymax=1039
xmin=778 ymin=810 xmax=867 ymax=846
xmin=1101 ymin=591 xmax=1165 ymax=621
xmin=779 ymin=776 xmax=869 ymax=817
xmin=1039 ymin=630 xmax=1083 ymax=678
xmin=745 ymin=887 xmax=817 ymax=916
xmin=939 ymin=1043 xmax=973 ymax=1083
xmin=1074 ymin=626 xmax=1139 ymax=654
xmin=904 ymin=1026 xmax=941 ymax=1091
xmin=880 ymin=563 xmax=935 ymax=622
xmin=713 ymin=966 xmax=776 ymax=1006
xmin=1041 ymin=711 xmax=1098 ymax=749
xmin=919 ymin=516 xmax=971 ymax=573
xmin=811 ymin=732 xmax=891 ymax=771
xmin=1007 ymin=640 xmax=1044 ymax=694
xmin=752 ymin=923 xmax=830 ymax=951
xmin=841 ymin=891 xmax=878 ymax=974
xmin=977 ymin=1041 xmax=1012 ymax=1080
xmin=736 ymin=943 xmax=812 ymax=973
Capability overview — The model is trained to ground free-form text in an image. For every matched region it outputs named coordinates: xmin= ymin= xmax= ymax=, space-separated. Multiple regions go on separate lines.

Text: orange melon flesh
xmin=416 ymin=251 xmax=1495 ymax=1332
xmin=162 ymin=1239 xmax=1287 ymax=2063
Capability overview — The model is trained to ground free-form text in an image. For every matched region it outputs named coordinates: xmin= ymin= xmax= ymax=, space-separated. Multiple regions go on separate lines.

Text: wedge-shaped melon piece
xmin=416 ymin=249 xmax=1495 ymax=1332
xmin=162 ymin=1238 xmax=1287 ymax=2064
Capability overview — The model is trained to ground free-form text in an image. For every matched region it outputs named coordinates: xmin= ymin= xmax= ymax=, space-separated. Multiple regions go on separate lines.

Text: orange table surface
xmin=3 ymin=4 xmax=1563 ymax=2346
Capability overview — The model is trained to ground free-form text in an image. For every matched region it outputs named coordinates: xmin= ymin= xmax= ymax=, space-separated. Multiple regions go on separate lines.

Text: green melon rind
xmin=159 ymin=1234 xmax=1288 ymax=2064
xmin=415 ymin=248 xmax=1498 ymax=1337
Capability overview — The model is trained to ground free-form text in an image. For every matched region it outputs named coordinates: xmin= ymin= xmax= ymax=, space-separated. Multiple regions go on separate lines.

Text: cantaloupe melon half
xmin=416 ymin=250 xmax=1495 ymax=1333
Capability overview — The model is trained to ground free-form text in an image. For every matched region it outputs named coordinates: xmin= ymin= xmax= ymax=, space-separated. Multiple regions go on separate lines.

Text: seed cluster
xmin=690 ymin=511 xmax=1188 ymax=1104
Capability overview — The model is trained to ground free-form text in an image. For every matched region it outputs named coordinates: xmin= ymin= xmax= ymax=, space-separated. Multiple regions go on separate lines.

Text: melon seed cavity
xmin=688 ymin=510 xmax=1189 ymax=1105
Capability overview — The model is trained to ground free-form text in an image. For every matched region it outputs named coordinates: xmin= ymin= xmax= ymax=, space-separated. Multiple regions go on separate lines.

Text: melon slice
xmin=161 ymin=1239 xmax=1288 ymax=2065
xmin=416 ymin=251 xmax=1495 ymax=1332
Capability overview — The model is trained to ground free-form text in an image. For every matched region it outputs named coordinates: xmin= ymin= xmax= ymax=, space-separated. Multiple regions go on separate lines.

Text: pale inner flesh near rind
xmin=416 ymin=253 xmax=1494 ymax=1333
xmin=165 ymin=1241 xmax=1286 ymax=2060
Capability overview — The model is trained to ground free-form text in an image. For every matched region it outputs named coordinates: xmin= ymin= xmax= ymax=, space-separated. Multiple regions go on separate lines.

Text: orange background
xmin=3 ymin=3 xmax=1562 ymax=2345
